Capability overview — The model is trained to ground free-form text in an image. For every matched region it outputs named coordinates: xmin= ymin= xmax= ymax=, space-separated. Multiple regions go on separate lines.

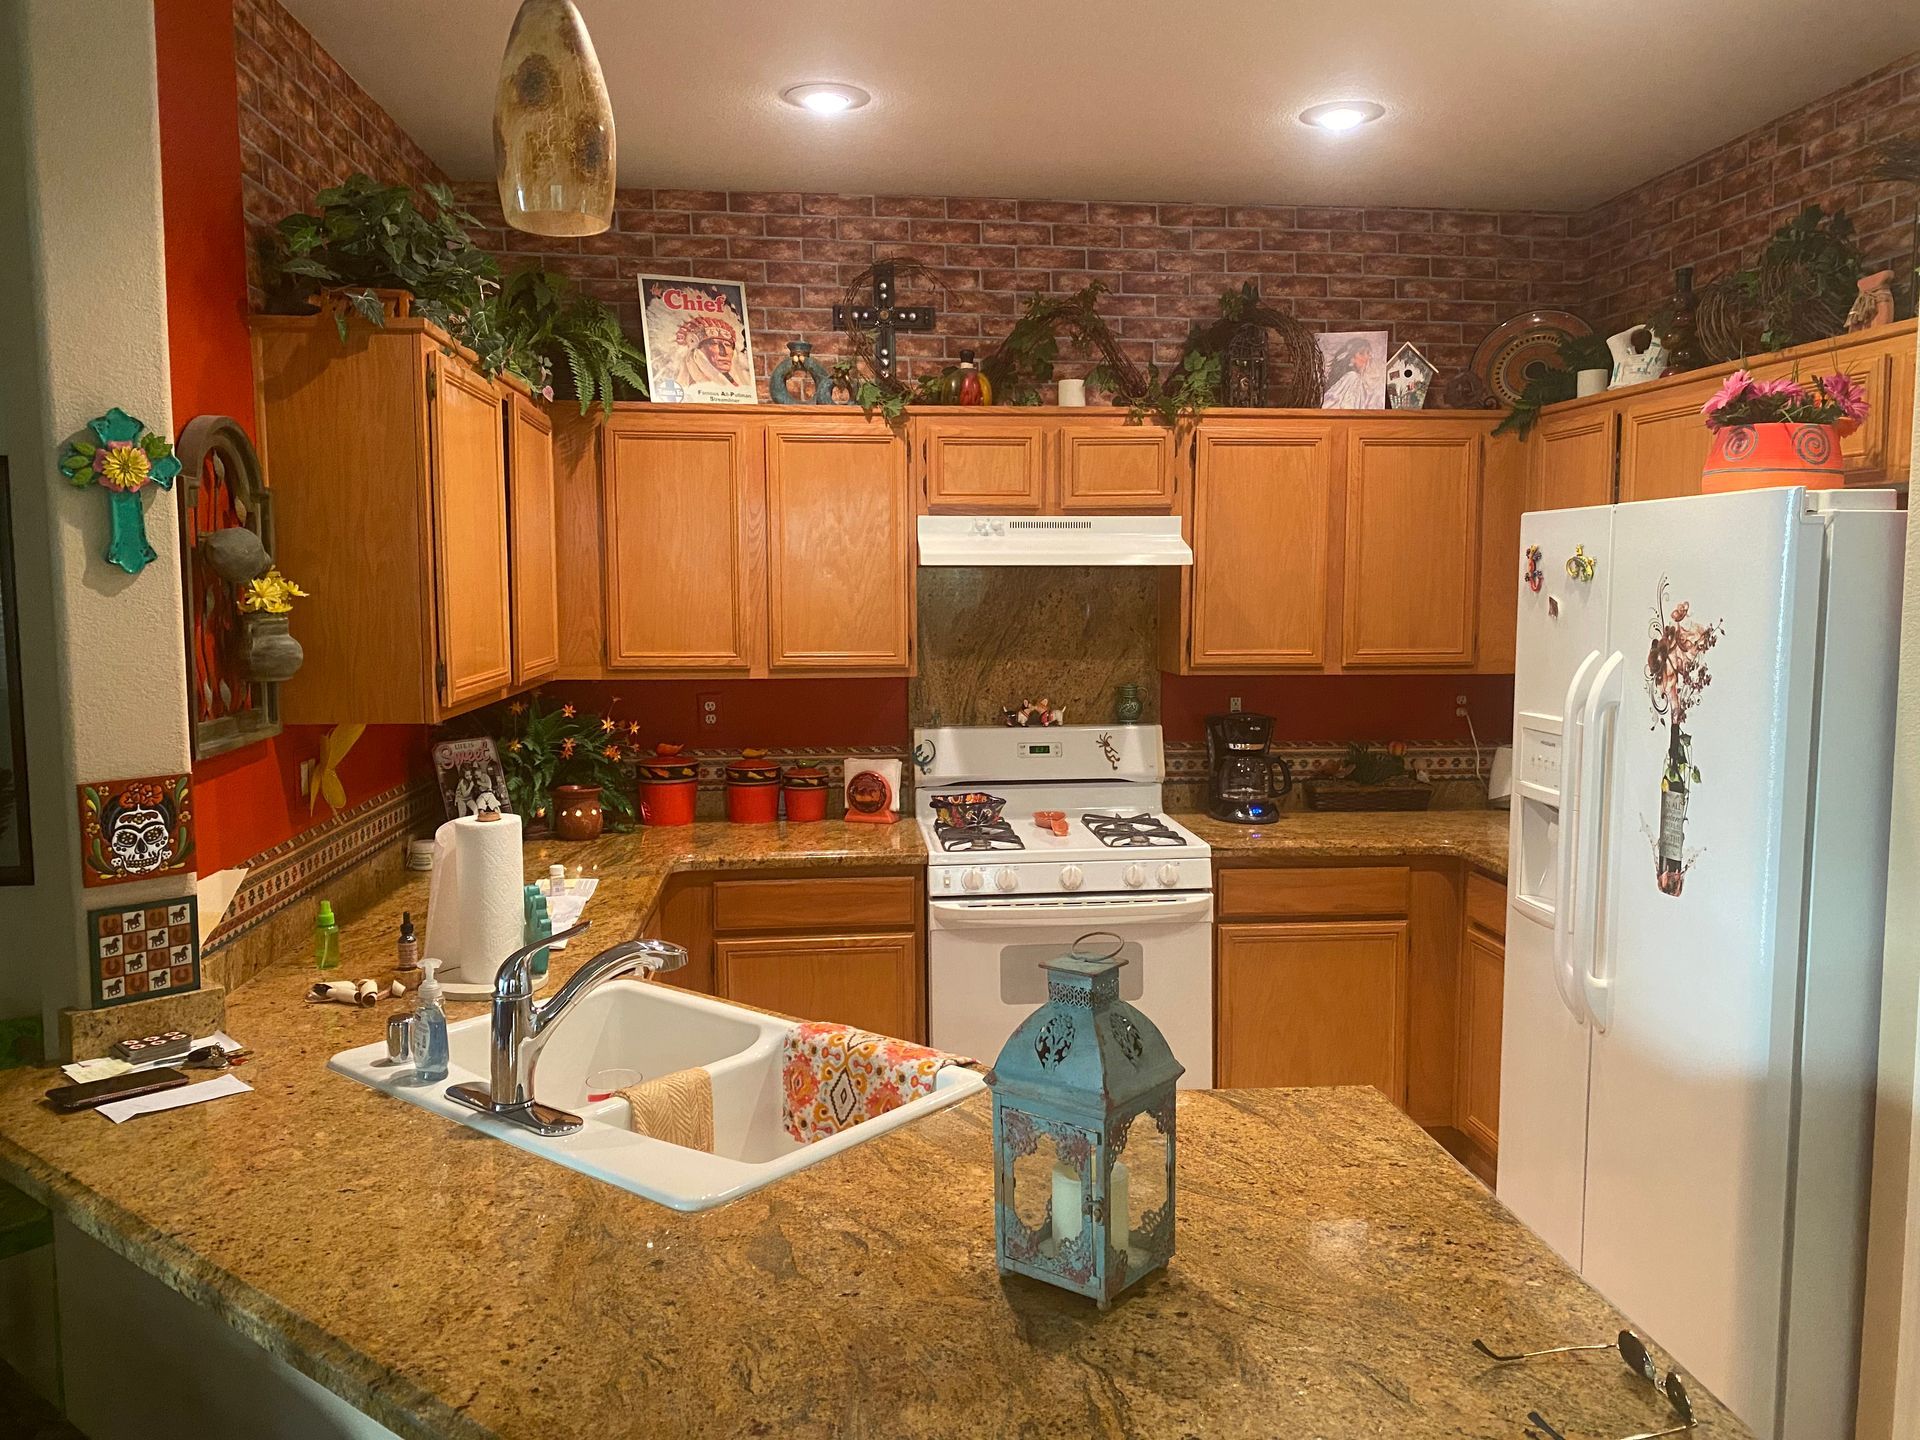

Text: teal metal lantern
xmin=985 ymin=935 xmax=1182 ymax=1308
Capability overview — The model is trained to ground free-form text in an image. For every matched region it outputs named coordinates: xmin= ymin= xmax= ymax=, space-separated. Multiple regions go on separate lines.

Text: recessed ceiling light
xmin=1299 ymin=101 xmax=1385 ymax=133
xmin=782 ymin=83 xmax=871 ymax=115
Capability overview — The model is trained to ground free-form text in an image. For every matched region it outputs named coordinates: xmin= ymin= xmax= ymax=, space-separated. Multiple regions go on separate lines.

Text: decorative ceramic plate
xmin=1472 ymin=310 xmax=1593 ymax=407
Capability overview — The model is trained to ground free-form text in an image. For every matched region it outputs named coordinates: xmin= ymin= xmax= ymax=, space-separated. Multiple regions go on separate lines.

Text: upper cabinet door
xmin=1530 ymin=406 xmax=1616 ymax=510
xmin=1057 ymin=422 xmax=1177 ymax=511
xmin=1187 ymin=424 xmax=1332 ymax=669
xmin=1616 ymin=386 xmax=1713 ymax=503
xmin=427 ymin=353 xmax=514 ymax=707
xmin=505 ymin=392 xmax=560 ymax=685
xmin=765 ymin=422 xmax=913 ymax=672
xmin=1755 ymin=348 xmax=1892 ymax=478
xmin=602 ymin=415 xmax=758 ymax=671
xmin=1341 ymin=426 xmax=1481 ymax=667
xmin=919 ymin=417 xmax=1048 ymax=512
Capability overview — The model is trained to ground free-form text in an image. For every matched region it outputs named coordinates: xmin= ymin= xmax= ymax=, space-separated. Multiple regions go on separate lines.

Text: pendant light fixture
xmin=494 ymin=0 xmax=615 ymax=236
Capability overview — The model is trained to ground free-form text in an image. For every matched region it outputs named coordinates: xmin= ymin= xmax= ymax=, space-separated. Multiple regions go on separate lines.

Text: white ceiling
xmin=282 ymin=1 xmax=1920 ymax=212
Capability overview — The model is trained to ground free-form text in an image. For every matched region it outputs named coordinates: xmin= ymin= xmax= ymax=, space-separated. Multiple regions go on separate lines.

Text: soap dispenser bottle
xmin=409 ymin=958 xmax=449 ymax=1083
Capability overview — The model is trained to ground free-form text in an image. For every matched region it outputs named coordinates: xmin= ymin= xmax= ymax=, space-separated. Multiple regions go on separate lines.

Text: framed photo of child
xmin=636 ymin=275 xmax=756 ymax=404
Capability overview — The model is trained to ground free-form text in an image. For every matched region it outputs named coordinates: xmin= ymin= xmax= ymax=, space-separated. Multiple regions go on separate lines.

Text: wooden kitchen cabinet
xmin=716 ymin=933 xmax=920 ymax=1042
xmin=251 ymin=315 xmax=532 ymax=723
xmin=600 ymin=412 xmax=759 ymax=671
xmin=1341 ymin=425 xmax=1481 ymax=667
xmin=1182 ymin=423 xmax=1332 ymax=669
xmin=1216 ymin=919 xmax=1411 ymax=1101
xmin=765 ymin=418 xmax=913 ymax=671
xmin=505 ymin=390 xmax=560 ymax=686
xmin=1529 ymin=406 xmax=1615 ymax=510
xmin=1454 ymin=870 xmax=1507 ymax=1179
xmin=918 ymin=415 xmax=1048 ymax=512
xmin=1057 ymin=420 xmax=1178 ymax=511
xmin=1616 ymin=384 xmax=1713 ymax=503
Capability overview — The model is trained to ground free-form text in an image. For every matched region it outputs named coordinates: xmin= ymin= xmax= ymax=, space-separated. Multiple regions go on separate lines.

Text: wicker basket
xmin=1302 ymin=779 xmax=1434 ymax=812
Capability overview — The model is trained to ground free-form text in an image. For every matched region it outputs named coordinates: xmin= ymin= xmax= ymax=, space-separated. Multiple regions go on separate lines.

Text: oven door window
xmin=997 ymin=939 xmax=1146 ymax=1008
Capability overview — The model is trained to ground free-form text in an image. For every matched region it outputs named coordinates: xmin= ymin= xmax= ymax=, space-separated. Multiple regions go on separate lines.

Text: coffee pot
xmin=1205 ymin=713 xmax=1293 ymax=824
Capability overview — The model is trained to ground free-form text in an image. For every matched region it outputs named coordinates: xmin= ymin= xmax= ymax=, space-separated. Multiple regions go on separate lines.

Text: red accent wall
xmin=158 ymin=0 xmax=432 ymax=876
xmin=1160 ymin=674 xmax=1514 ymax=746
xmin=542 ymin=680 xmax=908 ymax=752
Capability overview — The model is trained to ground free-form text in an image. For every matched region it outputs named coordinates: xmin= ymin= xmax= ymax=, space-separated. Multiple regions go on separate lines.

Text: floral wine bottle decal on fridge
xmin=1643 ymin=578 xmax=1724 ymax=896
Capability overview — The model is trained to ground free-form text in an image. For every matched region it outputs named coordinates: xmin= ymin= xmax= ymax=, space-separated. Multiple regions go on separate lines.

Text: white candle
xmin=1110 ymin=1160 xmax=1131 ymax=1241
xmin=1050 ymin=1164 xmax=1083 ymax=1242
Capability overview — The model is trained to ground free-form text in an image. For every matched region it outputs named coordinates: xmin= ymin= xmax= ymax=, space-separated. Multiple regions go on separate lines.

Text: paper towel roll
xmin=422 ymin=813 xmax=526 ymax=986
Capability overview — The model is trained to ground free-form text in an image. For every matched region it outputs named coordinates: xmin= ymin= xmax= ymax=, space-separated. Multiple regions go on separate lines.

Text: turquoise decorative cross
xmin=59 ymin=408 xmax=182 ymax=576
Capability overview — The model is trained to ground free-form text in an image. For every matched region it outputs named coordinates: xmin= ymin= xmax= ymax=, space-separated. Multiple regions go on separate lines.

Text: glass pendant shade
xmin=494 ymin=0 xmax=615 ymax=237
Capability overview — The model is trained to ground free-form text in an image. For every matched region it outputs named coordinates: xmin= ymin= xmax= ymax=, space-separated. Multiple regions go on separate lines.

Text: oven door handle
xmin=928 ymin=893 xmax=1216 ymax=927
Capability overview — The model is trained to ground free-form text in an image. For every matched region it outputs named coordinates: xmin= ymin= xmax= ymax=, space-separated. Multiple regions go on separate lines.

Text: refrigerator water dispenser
xmin=1511 ymin=710 xmax=1565 ymax=926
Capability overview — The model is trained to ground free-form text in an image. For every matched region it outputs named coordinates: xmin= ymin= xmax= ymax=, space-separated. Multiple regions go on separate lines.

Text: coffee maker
xmin=1205 ymin=712 xmax=1293 ymax=823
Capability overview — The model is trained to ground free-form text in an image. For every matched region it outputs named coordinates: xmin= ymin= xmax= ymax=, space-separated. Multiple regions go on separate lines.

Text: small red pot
xmin=1702 ymin=422 xmax=1844 ymax=494
xmin=782 ymin=765 xmax=829 ymax=823
xmin=727 ymin=780 xmax=781 ymax=824
xmin=639 ymin=779 xmax=696 ymax=827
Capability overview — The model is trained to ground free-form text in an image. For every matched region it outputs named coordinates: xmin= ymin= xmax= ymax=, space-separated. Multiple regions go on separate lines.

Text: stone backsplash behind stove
xmin=1160 ymin=739 xmax=1491 ymax=813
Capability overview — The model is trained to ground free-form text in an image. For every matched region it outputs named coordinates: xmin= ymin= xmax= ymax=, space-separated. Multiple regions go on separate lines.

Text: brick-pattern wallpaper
xmin=447 ymin=182 xmax=1586 ymax=389
xmin=233 ymin=0 xmax=447 ymax=305
xmin=1582 ymin=51 xmax=1920 ymax=334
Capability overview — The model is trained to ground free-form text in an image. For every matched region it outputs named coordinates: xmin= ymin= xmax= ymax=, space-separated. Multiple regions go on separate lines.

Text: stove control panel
xmin=930 ymin=856 xmax=1210 ymax=896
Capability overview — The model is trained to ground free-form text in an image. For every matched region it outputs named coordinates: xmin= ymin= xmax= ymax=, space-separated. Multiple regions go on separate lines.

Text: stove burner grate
xmin=1081 ymin=811 xmax=1184 ymax=848
xmin=936 ymin=819 xmax=1024 ymax=852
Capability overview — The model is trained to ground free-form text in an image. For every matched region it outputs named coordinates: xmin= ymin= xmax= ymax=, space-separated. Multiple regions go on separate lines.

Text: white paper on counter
xmin=60 ymin=1030 xmax=245 ymax=1084
xmin=98 ymin=1072 xmax=252 ymax=1124
xmin=538 ymin=875 xmax=598 ymax=947
xmin=195 ymin=866 xmax=250 ymax=943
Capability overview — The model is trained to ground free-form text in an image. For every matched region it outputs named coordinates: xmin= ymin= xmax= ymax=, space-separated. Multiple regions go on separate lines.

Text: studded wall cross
xmin=832 ymin=261 xmax=935 ymax=380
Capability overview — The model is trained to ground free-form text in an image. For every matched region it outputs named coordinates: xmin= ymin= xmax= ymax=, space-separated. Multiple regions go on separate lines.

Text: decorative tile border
xmin=204 ymin=779 xmax=439 ymax=954
xmin=1163 ymin=740 xmax=1490 ymax=783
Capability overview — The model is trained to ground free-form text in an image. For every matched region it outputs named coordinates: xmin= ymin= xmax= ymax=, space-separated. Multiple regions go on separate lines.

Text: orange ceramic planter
xmin=1701 ymin=422 xmax=1843 ymax=494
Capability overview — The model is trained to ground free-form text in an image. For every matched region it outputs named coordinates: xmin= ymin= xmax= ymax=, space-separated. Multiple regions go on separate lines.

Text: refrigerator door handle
xmin=1574 ymin=651 xmax=1627 ymax=1032
xmin=1552 ymin=650 xmax=1602 ymax=1027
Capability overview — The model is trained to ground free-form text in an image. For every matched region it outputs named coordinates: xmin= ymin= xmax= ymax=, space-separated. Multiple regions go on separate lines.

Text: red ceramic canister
xmin=726 ymin=757 xmax=782 ymax=824
xmin=782 ymin=765 xmax=829 ymax=823
xmin=636 ymin=755 xmax=698 ymax=827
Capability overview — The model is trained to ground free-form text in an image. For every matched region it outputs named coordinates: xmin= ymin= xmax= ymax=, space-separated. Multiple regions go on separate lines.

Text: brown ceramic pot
xmin=550 ymin=784 xmax=605 ymax=841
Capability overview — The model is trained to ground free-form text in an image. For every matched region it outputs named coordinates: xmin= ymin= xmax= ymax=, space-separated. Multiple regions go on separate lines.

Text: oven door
xmin=928 ymin=892 xmax=1213 ymax=1087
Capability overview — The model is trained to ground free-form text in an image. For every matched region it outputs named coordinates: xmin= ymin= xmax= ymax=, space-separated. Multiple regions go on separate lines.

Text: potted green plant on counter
xmin=493 ymin=694 xmax=637 ymax=839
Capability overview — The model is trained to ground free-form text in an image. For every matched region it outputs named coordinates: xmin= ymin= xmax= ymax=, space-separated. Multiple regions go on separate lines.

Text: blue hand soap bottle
xmin=409 ymin=957 xmax=449 ymax=1083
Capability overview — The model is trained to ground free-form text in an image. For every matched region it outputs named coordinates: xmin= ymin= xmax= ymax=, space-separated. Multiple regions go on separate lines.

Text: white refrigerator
xmin=1501 ymin=487 xmax=1904 ymax=1440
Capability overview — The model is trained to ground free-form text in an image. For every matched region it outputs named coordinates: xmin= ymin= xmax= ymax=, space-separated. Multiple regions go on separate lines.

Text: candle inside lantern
xmin=1050 ymin=1161 xmax=1128 ymax=1246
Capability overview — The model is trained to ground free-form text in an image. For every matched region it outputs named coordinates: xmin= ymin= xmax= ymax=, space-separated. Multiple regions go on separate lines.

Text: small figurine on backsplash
xmin=1003 ymin=698 xmax=1064 ymax=727
xmin=1848 ymin=270 xmax=1895 ymax=332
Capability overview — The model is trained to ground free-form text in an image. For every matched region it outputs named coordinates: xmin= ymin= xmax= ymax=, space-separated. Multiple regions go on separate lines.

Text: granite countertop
xmin=0 ymin=811 xmax=1620 ymax=1440
xmin=1178 ymin=809 xmax=1509 ymax=879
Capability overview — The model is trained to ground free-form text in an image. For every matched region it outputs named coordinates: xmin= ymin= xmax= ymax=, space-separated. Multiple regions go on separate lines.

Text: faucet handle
xmin=610 ymin=938 xmax=689 ymax=978
xmin=492 ymin=919 xmax=594 ymax=1000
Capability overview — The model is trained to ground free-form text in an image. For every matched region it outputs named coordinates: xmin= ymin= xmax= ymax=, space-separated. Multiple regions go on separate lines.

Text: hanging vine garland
xmin=1179 ymin=282 xmax=1324 ymax=408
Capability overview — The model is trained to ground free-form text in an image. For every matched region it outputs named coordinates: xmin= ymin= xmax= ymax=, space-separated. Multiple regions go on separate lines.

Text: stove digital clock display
xmin=1017 ymin=742 xmax=1059 ymax=758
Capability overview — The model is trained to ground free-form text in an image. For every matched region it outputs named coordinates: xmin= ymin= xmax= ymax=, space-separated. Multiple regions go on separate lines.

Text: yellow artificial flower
xmin=237 ymin=567 xmax=309 ymax=615
xmin=602 ymin=744 xmax=621 ymax=761
xmin=96 ymin=443 xmax=152 ymax=493
xmin=561 ymin=704 xmax=576 ymax=718
xmin=599 ymin=717 xmax=616 ymax=734
xmin=559 ymin=737 xmax=577 ymax=759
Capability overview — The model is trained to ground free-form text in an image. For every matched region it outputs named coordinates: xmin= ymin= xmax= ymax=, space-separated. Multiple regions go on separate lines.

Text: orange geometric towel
xmin=780 ymin=1022 xmax=969 ymax=1144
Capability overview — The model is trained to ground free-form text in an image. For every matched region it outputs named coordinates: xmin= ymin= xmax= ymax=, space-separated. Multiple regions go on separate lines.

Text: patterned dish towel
xmin=780 ymin=1022 xmax=971 ymax=1144
xmin=620 ymin=1068 xmax=716 ymax=1153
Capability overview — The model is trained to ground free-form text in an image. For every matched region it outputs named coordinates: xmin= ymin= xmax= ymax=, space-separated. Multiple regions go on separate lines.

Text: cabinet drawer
xmin=1216 ymin=865 xmax=1410 ymax=920
xmin=1465 ymin=870 xmax=1506 ymax=939
xmin=712 ymin=875 xmax=919 ymax=933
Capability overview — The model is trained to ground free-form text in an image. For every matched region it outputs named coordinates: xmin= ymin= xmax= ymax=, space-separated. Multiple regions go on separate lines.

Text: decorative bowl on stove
xmin=929 ymin=791 xmax=1006 ymax=830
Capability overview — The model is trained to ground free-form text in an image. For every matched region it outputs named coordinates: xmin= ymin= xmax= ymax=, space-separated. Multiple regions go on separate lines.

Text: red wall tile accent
xmin=1161 ymin=675 xmax=1515 ymax=746
xmin=1582 ymin=51 xmax=1920 ymax=335
xmin=542 ymin=680 xmax=909 ymax=752
xmin=232 ymin=0 xmax=447 ymax=305
xmin=445 ymin=181 xmax=1587 ymax=391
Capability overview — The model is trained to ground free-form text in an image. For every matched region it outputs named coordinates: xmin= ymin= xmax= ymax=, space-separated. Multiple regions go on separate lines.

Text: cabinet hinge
xmin=426 ymin=369 xmax=438 ymax=401
xmin=434 ymin=660 xmax=447 ymax=691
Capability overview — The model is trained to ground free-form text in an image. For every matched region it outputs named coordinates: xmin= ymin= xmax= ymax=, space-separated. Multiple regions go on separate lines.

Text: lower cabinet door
xmin=716 ymin=933 xmax=920 ymax=1042
xmin=1457 ymin=927 xmax=1505 ymax=1158
xmin=1216 ymin=919 xmax=1410 ymax=1104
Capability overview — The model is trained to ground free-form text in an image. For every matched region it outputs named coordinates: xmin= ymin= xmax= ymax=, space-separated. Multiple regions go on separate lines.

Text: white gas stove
xmin=913 ymin=725 xmax=1213 ymax=1086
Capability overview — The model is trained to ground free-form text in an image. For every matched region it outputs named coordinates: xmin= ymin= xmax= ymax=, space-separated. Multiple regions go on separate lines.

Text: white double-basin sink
xmin=329 ymin=982 xmax=982 ymax=1211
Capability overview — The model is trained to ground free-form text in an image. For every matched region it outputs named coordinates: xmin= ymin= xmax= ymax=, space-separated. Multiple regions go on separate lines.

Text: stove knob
xmin=994 ymin=867 xmax=1019 ymax=893
xmin=1124 ymin=863 xmax=1147 ymax=889
xmin=1060 ymin=864 xmax=1084 ymax=891
xmin=961 ymin=867 xmax=985 ymax=892
xmin=1158 ymin=862 xmax=1181 ymax=887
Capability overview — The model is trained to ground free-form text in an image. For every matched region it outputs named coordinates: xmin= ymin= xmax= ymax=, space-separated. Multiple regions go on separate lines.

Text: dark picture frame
xmin=0 ymin=459 xmax=34 ymax=886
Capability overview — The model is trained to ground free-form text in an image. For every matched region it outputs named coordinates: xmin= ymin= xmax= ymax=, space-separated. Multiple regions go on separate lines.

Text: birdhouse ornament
xmin=59 ymin=408 xmax=182 ymax=576
xmin=1385 ymin=343 xmax=1436 ymax=410
xmin=985 ymin=935 xmax=1181 ymax=1308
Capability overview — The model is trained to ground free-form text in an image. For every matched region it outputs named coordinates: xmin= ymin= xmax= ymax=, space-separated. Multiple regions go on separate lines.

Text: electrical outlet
xmin=1455 ymin=693 xmax=1470 ymax=718
xmin=299 ymin=759 xmax=317 ymax=795
xmin=1228 ymin=696 xmax=1242 ymax=712
xmin=698 ymin=692 xmax=721 ymax=729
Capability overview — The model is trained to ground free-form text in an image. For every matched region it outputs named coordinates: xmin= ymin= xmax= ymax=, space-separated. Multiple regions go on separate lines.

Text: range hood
xmin=916 ymin=515 xmax=1191 ymax=567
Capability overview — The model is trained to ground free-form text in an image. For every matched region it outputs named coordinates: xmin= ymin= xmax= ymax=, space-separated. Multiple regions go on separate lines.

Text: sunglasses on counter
xmin=1474 ymin=1327 xmax=1696 ymax=1440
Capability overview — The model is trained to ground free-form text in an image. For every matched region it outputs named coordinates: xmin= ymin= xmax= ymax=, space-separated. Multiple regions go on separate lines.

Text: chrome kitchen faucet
xmin=447 ymin=920 xmax=688 ymax=1137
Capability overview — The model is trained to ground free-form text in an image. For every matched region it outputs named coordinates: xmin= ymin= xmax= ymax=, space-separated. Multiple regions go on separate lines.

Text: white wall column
xmin=0 ymin=0 xmax=189 ymax=1038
